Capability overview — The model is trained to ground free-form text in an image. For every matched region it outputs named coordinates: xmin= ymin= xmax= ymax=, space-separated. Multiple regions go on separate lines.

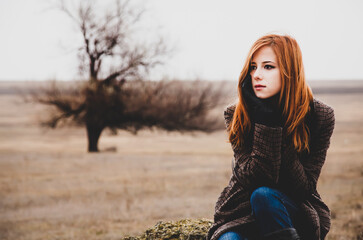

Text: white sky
xmin=0 ymin=0 xmax=362 ymax=81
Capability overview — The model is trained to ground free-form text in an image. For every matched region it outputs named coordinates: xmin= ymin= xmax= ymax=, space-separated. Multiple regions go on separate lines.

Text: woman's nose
xmin=252 ymin=68 xmax=262 ymax=80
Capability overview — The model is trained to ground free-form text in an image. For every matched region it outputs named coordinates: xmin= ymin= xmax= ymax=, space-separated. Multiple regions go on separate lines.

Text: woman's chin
xmin=255 ymin=93 xmax=269 ymax=99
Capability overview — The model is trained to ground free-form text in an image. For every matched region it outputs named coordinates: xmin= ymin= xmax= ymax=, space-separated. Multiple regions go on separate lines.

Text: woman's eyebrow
xmin=251 ymin=60 xmax=276 ymax=64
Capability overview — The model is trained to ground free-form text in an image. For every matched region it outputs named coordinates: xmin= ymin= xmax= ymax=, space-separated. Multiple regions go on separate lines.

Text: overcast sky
xmin=0 ymin=0 xmax=362 ymax=81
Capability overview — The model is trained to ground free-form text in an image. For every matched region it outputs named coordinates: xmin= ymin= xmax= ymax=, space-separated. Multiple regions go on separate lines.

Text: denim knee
xmin=250 ymin=187 xmax=275 ymax=203
xmin=218 ymin=231 xmax=243 ymax=240
xmin=250 ymin=187 xmax=277 ymax=213
xmin=250 ymin=186 xmax=299 ymax=235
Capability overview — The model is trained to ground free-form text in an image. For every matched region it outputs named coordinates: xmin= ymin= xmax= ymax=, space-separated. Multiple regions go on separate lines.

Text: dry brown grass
xmin=0 ymin=81 xmax=362 ymax=240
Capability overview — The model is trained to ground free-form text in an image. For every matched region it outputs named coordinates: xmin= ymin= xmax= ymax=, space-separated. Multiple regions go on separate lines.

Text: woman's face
xmin=250 ymin=46 xmax=282 ymax=99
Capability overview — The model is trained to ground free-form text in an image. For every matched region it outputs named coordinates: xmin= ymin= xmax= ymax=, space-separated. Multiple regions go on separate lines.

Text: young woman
xmin=207 ymin=34 xmax=335 ymax=240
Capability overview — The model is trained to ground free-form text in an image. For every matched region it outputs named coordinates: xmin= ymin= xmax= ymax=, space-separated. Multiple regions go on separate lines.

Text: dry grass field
xmin=0 ymin=81 xmax=363 ymax=240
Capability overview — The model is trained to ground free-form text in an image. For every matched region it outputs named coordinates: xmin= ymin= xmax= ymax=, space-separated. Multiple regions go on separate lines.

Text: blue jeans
xmin=218 ymin=187 xmax=299 ymax=240
xmin=218 ymin=231 xmax=248 ymax=240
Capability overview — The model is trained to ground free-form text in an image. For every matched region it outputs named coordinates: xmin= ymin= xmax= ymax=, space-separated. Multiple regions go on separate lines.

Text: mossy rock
xmin=122 ymin=218 xmax=213 ymax=240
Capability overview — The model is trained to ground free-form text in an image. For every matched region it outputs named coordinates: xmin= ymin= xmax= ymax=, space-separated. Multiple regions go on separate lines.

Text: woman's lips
xmin=254 ymin=85 xmax=266 ymax=90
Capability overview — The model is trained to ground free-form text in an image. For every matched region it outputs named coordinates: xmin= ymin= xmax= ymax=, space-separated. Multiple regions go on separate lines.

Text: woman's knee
xmin=250 ymin=187 xmax=275 ymax=202
xmin=218 ymin=231 xmax=243 ymax=240
xmin=250 ymin=187 xmax=278 ymax=212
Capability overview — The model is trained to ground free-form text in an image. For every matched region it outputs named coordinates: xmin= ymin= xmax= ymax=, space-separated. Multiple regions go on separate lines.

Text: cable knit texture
xmin=207 ymin=98 xmax=335 ymax=240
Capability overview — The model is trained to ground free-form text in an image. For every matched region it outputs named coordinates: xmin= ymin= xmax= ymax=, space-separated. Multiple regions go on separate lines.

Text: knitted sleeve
xmin=279 ymin=102 xmax=335 ymax=199
xmin=224 ymin=105 xmax=282 ymax=190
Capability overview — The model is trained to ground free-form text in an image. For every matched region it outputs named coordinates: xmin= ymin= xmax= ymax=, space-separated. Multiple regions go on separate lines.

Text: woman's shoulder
xmin=224 ymin=103 xmax=237 ymax=116
xmin=312 ymin=98 xmax=335 ymax=126
xmin=223 ymin=99 xmax=335 ymax=129
xmin=223 ymin=103 xmax=237 ymax=128
xmin=223 ymin=103 xmax=237 ymax=123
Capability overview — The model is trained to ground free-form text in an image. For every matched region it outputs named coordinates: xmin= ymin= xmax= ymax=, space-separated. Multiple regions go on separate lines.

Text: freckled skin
xmin=250 ymin=46 xmax=282 ymax=99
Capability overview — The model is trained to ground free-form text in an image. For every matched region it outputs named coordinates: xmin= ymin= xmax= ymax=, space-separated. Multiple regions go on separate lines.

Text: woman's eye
xmin=250 ymin=65 xmax=257 ymax=70
xmin=265 ymin=65 xmax=275 ymax=70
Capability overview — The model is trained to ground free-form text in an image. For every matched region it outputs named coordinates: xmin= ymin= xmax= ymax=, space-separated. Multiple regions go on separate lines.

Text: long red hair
xmin=229 ymin=34 xmax=313 ymax=152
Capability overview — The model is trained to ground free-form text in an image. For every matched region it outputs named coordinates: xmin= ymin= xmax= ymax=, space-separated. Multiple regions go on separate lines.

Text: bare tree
xmin=57 ymin=0 xmax=167 ymax=82
xmin=31 ymin=0 xmax=225 ymax=152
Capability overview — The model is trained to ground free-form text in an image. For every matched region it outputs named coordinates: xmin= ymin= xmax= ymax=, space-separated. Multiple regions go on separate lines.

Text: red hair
xmin=228 ymin=34 xmax=313 ymax=152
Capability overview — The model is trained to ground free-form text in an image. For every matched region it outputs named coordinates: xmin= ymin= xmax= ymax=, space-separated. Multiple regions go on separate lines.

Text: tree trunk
xmin=86 ymin=124 xmax=104 ymax=152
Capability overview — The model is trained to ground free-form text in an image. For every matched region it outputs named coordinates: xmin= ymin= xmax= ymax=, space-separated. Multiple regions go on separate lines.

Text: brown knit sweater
xmin=207 ymin=98 xmax=335 ymax=240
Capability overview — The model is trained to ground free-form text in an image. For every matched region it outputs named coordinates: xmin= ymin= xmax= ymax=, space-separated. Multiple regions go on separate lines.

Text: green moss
xmin=122 ymin=219 xmax=213 ymax=240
